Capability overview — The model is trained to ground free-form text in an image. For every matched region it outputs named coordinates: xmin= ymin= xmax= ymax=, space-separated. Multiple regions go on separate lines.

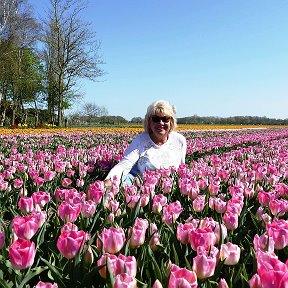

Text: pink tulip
xmin=18 ymin=196 xmax=34 ymax=213
xmin=97 ymin=227 xmax=126 ymax=254
xmin=113 ymin=273 xmax=137 ymax=288
xmin=192 ymin=252 xmax=217 ymax=279
xmin=149 ymin=223 xmax=160 ymax=251
xmin=162 ymin=201 xmax=183 ymax=226
xmin=0 ymin=180 xmax=8 ymax=191
xmin=169 ymin=264 xmax=198 ymax=288
xmin=62 ymin=177 xmax=73 ymax=187
xmin=218 ymin=278 xmax=229 ymax=288
xmin=31 ymin=210 xmax=47 ymax=228
xmin=57 ymin=230 xmax=89 ymax=259
xmin=58 ymin=201 xmax=82 ymax=223
xmin=152 ymin=194 xmax=167 ymax=214
xmin=189 ymin=228 xmax=217 ymax=251
xmin=152 ymin=279 xmax=163 ymax=288
xmin=129 ymin=218 xmax=149 ymax=249
xmin=97 ymin=253 xmax=118 ymax=278
xmin=34 ymin=176 xmax=45 ymax=187
xmin=88 ymin=180 xmax=105 ymax=204
xmin=256 ymin=250 xmax=288 ymax=288
xmin=81 ymin=200 xmax=96 ymax=218
xmin=193 ymin=195 xmax=206 ymax=212
xmin=176 ymin=222 xmax=197 ymax=245
xmin=32 ymin=191 xmax=51 ymax=208
xmin=9 ymin=238 xmax=36 ymax=270
xmin=97 ymin=253 xmax=137 ymax=279
xmin=266 ymin=218 xmax=288 ymax=250
xmin=34 ymin=281 xmax=58 ymax=288
xmin=248 ymin=274 xmax=262 ymax=288
xmin=0 ymin=230 xmax=5 ymax=249
xmin=116 ymin=254 xmax=137 ymax=277
xmin=13 ymin=215 xmax=39 ymax=240
xmin=43 ymin=170 xmax=57 ymax=181
xmin=223 ymin=211 xmax=239 ymax=230
xmin=219 ymin=242 xmax=241 ymax=265
xmin=269 ymin=199 xmax=287 ymax=217
xmin=253 ymin=234 xmax=275 ymax=253
xmin=61 ymin=222 xmax=79 ymax=233
xmin=14 ymin=178 xmax=24 ymax=189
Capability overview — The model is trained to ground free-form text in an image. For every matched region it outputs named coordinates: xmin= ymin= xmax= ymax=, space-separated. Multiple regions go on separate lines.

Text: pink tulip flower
xmin=97 ymin=253 xmax=118 ymax=278
xmin=162 ymin=201 xmax=183 ymax=226
xmin=169 ymin=264 xmax=198 ymax=288
xmin=81 ymin=200 xmax=96 ymax=218
xmin=18 ymin=196 xmax=34 ymax=213
xmin=97 ymin=253 xmax=137 ymax=279
xmin=161 ymin=177 xmax=173 ymax=193
xmin=193 ymin=195 xmax=206 ymax=212
xmin=57 ymin=230 xmax=89 ymax=259
xmin=113 ymin=273 xmax=137 ymax=288
xmin=9 ymin=238 xmax=36 ymax=270
xmin=269 ymin=199 xmax=287 ymax=217
xmin=43 ymin=170 xmax=57 ymax=181
xmin=256 ymin=250 xmax=288 ymax=288
xmin=34 ymin=176 xmax=45 ymax=187
xmin=0 ymin=230 xmax=5 ymax=249
xmin=248 ymin=274 xmax=262 ymax=288
xmin=13 ymin=215 xmax=39 ymax=240
xmin=97 ymin=227 xmax=126 ymax=254
xmin=223 ymin=211 xmax=239 ymax=230
xmin=32 ymin=191 xmax=51 ymax=208
xmin=152 ymin=194 xmax=167 ymax=214
xmin=253 ymin=234 xmax=275 ymax=253
xmin=61 ymin=222 xmax=79 ymax=233
xmin=176 ymin=222 xmax=197 ymax=245
xmin=189 ymin=227 xmax=217 ymax=251
xmin=0 ymin=180 xmax=9 ymax=191
xmin=14 ymin=178 xmax=24 ymax=189
xmin=129 ymin=218 xmax=149 ymax=249
xmin=152 ymin=279 xmax=163 ymax=288
xmin=192 ymin=252 xmax=217 ymax=279
xmin=31 ymin=210 xmax=47 ymax=228
xmin=220 ymin=242 xmax=241 ymax=265
xmin=266 ymin=218 xmax=288 ymax=250
xmin=149 ymin=223 xmax=160 ymax=251
xmin=88 ymin=180 xmax=105 ymax=204
xmin=58 ymin=201 xmax=82 ymax=223
xmin=218 ymin=278 xmax=229 ymax=288
xmin=34 ymin=281 xmax=58 ymax=288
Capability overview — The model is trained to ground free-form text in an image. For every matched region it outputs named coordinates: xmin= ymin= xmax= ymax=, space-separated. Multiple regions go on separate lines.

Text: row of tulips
xmin=0 ymin=128 xmax=287 ymax=287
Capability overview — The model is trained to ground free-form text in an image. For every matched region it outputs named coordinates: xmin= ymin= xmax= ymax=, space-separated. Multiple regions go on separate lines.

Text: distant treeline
xmin=68 ymin=114 xmax=288 ymax=126
xmin=177 ymin=115 xmax=288 ymax=125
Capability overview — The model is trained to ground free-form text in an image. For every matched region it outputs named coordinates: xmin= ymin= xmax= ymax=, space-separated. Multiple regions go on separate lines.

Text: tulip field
xmin=0 ymin=127 xmax=287 ymax=288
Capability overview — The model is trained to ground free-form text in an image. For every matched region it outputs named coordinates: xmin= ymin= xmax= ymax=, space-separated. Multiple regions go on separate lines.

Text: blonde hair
xmin=143 ymin=100 xmax=177 ymax=133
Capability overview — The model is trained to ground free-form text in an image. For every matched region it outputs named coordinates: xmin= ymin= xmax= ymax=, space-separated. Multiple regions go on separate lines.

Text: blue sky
xmin=29 ymin=0 xmax=288 ymax=120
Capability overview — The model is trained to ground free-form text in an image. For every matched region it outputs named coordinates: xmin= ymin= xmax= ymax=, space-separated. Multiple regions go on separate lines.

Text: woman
xmin=104 ymin=100 xmax=187 ymax=187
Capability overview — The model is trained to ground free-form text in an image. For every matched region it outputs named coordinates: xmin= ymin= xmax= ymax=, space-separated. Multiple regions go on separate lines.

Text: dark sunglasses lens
xmin=151 ymin=116 xmax=170 ymax=123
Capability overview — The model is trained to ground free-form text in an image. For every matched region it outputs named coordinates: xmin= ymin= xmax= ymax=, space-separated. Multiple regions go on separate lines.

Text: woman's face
xmin=149 ymin=113 xmax=171 ymax=141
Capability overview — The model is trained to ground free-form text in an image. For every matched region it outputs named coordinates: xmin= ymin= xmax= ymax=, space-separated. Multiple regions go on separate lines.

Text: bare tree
xmin=81 ymin=102 xmax=108 ymax=117
xmin=42 ymin=0 xmax=105 ymax=126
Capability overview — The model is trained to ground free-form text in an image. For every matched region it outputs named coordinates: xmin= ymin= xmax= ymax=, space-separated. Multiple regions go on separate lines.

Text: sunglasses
xmin=151 ymin=115 xmax=171 ymax=123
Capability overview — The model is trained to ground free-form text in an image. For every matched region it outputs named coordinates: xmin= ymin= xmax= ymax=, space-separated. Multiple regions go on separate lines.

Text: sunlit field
xmin=1 ymin=124 xmax=288 ymax=135
xmin=0 ymin=127 xmax=287 ymax=287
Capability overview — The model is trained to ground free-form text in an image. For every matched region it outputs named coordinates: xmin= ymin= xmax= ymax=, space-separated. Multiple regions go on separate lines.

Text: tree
xmin=0 ymin=0 xmax=41 ymax=126
xmin=42 ymin=0 xmax=105 ymax=126
xmin=81 ymin=102 xmax=108 ymax=118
